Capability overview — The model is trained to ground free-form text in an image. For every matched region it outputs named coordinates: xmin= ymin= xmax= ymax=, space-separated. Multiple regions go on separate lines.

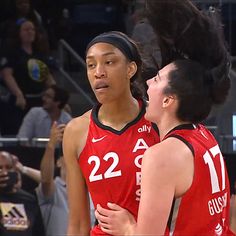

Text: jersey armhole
xmin=166 ymin=134 xmax=195 ymax=232
xmin=76 ymin=112 xmax=92 ymax=160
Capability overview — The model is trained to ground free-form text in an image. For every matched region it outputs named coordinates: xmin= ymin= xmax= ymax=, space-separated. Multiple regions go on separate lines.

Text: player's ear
xmin=162 ymin=95 xmax=176 ymax=108
xmin=127 ymin=61 xmax=137 ymax=80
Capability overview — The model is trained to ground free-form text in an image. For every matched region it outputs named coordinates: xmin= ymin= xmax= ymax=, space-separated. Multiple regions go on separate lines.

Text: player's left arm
xmin=96 ymin=138 xmax=194 ymax=235
xmin=135 ymin=137 xmax=194 ymax=234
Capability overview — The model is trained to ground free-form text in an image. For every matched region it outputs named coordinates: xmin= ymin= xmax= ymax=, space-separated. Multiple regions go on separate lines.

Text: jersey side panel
xmin=166 ymin=125 xmax=231 ymax=236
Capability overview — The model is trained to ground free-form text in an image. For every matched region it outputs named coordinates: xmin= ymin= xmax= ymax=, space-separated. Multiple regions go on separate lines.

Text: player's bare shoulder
xmin=63 ymin=110 xmax=92 ymax=153
xmin=66 ymin=110 xmax=91 ymax=131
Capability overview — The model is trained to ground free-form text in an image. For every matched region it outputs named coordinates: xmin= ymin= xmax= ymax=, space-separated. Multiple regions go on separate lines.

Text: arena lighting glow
xmin=233 ymin=113 xmax=236 ymax=151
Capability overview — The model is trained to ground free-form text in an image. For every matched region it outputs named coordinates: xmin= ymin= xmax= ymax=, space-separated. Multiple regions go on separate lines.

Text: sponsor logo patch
xmin=0 ymin=203 xmax=29 ymax=230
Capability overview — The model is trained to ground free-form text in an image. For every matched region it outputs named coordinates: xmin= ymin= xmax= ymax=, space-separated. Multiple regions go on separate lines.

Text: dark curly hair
xmin=146 ymin=0 xmax=231 ymax=107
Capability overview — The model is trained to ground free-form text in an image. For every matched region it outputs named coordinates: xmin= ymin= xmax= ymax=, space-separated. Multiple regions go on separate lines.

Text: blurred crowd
xmin=0 ymin=1 xmax=235 ymax=236
xmin=0 ymin=0 xmax=153 ymax=137
xmin=0 ymin=1 xmax=151 ymax=235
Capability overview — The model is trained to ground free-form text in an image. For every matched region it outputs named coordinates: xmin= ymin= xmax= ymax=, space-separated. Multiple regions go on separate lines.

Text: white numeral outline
xmin=203 ymin=145 xmax=226 ymax=194
xmin=88 ymin=152 xmax=122 ymax=182
xmin=88 ymin=156 xmax=102 ymax=182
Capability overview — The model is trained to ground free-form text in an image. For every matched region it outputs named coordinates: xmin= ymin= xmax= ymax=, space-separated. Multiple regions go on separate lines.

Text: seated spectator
xmin=17 ymin=85 xmax=72 ymax=141
xmin=0 ymin=151 xmax=45 ymax=236
xmin=0 ymin=0 xmax=47 ymax=49
xmin=0 ymin=18 xmax=55 ymax=136
xmin=36 ymin=122 xmax=95 ymax=236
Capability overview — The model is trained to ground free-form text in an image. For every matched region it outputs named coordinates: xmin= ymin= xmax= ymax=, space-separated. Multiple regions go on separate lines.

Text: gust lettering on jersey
xmin=208 ymin=192 xmax=227 ymax=216
xmin=133 ymin=138 xmax=149 ymax=201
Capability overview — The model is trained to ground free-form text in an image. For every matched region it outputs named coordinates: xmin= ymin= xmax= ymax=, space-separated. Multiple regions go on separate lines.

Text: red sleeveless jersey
xmin=164 ymin=124 xmax=233 ymax=236
xmin=78 ymin=100 xmax=160 ymax=236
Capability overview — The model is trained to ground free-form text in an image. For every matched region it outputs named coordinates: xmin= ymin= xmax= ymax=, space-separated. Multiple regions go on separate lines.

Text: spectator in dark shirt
xmin=0 ymin=0 xmax=47 ymax=50
xmin=0 ymin=18 xmax=55 ymax=136
xmin=0 ymin=151 xmax=45 ymax=236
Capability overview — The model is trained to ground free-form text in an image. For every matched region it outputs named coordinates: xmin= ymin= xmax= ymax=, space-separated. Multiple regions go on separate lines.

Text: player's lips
xmin=94 ymin=82 xmax=109 ymax=90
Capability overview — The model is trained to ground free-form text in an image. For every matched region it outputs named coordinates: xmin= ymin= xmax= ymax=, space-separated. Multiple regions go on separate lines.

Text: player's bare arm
xmin=96 ymin=137 xmax=194 ymax=235
xmin=63 ymin=111 xmax=91 ymax=235
xmin=135 ymin=137 xmax=194 ymax=234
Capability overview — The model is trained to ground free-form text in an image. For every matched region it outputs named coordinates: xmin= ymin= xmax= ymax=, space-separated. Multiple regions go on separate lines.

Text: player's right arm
xmin=63 ymin=111 xmax=91 ymax=236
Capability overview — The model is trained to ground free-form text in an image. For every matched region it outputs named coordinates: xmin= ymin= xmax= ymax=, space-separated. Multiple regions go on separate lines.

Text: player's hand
xmin=95 ymin=203 xmax=136 ymax=236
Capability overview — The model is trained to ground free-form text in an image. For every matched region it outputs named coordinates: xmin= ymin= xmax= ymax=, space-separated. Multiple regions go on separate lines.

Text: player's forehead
xmin=86 ymin=42 xmax=125 ymax=59
xmin=159 ymin=62 xmax=176 ymax=78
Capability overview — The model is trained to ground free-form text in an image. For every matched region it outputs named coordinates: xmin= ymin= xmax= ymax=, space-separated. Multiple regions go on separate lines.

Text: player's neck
xmin=158 ymin=116 xmax=188 ymax=141
xmin=98 ymin=97 xmax=139 ymax=131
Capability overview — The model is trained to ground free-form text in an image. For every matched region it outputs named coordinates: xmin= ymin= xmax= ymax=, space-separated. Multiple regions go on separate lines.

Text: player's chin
xmin=144 ymin=107 xmax=153 ymax=122
xmin=144 ymin=109 xmax=150 ymax=120
xmin=93 ymin=91 xmax=104 ymax=101
xmin=95 ymin=91 xmax=117 ymax=104
xmin=95 ymin=94 xmax=110 ymax=105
